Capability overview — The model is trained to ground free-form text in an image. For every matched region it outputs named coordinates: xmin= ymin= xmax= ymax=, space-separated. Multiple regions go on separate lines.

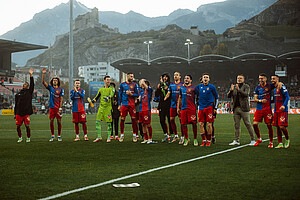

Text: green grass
xmin=0 ymin=114 xmax=299 ymax=200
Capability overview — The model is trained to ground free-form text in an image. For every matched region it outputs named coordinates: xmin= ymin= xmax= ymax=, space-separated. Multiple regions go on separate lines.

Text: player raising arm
xmin=42 ymin=68 xmax=64 ymax=142
xmin=14 ymin=68 xmax=34 ymax=143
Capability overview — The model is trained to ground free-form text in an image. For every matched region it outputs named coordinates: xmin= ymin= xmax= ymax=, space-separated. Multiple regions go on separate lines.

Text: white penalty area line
xmin=39 ymin=139 xmax=270 ymax=200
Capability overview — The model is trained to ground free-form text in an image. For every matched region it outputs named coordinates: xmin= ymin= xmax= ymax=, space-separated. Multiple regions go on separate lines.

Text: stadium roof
xmin=0 ymin=39 xmax=48 ymax=53
xmin=111 ymin=51 xmax=300 ymax=84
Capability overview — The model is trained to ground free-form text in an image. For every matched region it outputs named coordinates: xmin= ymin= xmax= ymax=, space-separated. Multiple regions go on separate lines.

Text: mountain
xmin=27 ymin=0 xmax=300 ymax=78
xmin=222 ymin=0 xmax=300 ymax=55
xmin=0 ymin=0 xmax=279 ymax=65
xmin=167 ymin=0 xmax=278 ymax=33
xmin=99 ymin=9 xmax=194 ymax=33
xmin=1 ymin=1 xmax=90 ymax=65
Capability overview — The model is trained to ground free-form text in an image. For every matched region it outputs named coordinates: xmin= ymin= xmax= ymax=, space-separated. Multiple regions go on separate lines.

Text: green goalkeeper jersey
xmin=94 ymin=87 xmax=115 ymax=108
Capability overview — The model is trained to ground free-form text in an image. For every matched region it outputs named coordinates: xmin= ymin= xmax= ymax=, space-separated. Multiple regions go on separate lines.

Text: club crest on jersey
xmin=280 ymin=116 xmax=285 ymax=122
xmin=133 ymin=109 xmax=136 ymax=113
xmin=191 ymin=115 xmax=196 ymax=120
xmin=177 ymin=86 xmax=180 ymax=89
xmin=130 ymin=86 xmax=133 ymax=88
xmin=207 ymin=88 xmax=209 ymax=90
xmin=267 ymin=114 xmax=272 ymax=119
xmin=208 ymin=113 xmax=213 ymax=119
xmin=144 ymin=116 xmax=149 ymax=121
xmin=265 ymin=88 xmax=268 ymax=91
xmin=188 ymin=89 xmax=191 ymax=92
xmin=56 ymin=90 xmax=60 ymax=94
xmin=81 ymin=114 xmax=86 ymax=119
xmin=27 ymin=116 xmax=30 ymax=122
xmin=108 ymin=115 xmax=112 ymax=119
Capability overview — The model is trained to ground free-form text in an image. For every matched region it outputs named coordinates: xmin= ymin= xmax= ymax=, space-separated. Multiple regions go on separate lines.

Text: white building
xmin=78 ymin=62 xmax=119 ymax=83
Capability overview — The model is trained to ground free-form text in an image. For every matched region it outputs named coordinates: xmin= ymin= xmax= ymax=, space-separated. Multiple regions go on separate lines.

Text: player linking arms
xmin=271 ymin=75 xmax=290 ymax=148
xmin=138 ymin=79 xmax=155 ymax=144
xmin=71 ymin=80 xmax=88 ymax=141
xmin=164 ymin=72 xmax=184 ymax=144
xmin=42 ymin=68 xmax=64 ymax=142
xmin=15 ymin=68 xmax=34 ymax=143
xmin=118 ymin=72 xmax=139 ymax=142
xmin=177 ymin=75 xmax=198 ymax=146
xmin=92 ymin=75 xmax=115 ymax=143
xmin=196 ymin=73 xmax=219 ymax=147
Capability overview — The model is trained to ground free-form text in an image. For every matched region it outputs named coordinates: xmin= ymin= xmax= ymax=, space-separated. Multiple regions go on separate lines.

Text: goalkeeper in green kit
xmin=91 ymin=75 xmax=115 ymax=143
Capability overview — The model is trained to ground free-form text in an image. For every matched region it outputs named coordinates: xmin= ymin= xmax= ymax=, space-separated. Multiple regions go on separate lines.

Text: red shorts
xmin=272 ymin=112 xmax=288 ymax=127
xmin=170 ymin=107 xmax=180 ymax=118
xmin=181 ymin=109 xmax=197 ymax=125
xmin=121 ymin=105 xmax=136 ymax=119
xmin=253 ymin=109 xmax=273 ymax=124
xmin=49 ymin=108 xmax=62 ymax=119
xmin=139 ymin=110 xmax=151 ymax=124
xmin=72 ymin=111 xmax=87 ymax=123
xmin=198 ymin=106 xmax=215 ymax=123
xmin=15 ymin=115 xmax=30 ymax=126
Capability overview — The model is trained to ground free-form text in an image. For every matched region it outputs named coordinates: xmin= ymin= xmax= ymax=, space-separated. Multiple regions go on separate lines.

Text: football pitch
xmin=0 ymin=114 xmax=299 ymax=200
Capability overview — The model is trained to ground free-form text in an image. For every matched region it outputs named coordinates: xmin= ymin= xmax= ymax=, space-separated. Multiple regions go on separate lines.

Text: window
xmin=100 ymin=67 xmax=106 ymax=70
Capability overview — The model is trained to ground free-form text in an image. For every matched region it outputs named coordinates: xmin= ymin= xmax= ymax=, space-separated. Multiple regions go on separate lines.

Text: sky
xmin=0 ymin=0 xmax=225 ymax=35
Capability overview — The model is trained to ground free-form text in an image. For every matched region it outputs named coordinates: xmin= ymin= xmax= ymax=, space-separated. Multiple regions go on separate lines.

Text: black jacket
xmin=14 ymin=77 xmax=34 ymax=116
xmin=155 ymin=82 xmax=171 ymax=111
xmin=112 ymin=90 xmax=120 ymax=118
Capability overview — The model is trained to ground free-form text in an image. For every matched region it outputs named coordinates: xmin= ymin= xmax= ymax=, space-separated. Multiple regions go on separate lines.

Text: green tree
xmin=200 ymin=44 xmax=213 ymax=55
xmin=213 ymin=43 xmax=229 ymax=56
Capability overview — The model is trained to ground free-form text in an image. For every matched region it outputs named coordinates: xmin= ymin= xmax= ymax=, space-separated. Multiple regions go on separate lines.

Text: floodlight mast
xmin=144 ymin=41 xmax=152 ymax=65
xmin=185 ymin=39 xmax=193 ymax=64
xmin=69 ymin=0 xmax=74 ymax=97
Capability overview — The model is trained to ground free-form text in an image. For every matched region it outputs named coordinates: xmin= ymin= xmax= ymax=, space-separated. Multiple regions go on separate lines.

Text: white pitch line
xmin=39 ymin=139 xmax=270 ymax=200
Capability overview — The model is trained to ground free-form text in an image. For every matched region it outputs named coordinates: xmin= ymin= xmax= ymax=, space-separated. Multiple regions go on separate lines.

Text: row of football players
xmin=14 ymin=69 xmax=290 ymax=148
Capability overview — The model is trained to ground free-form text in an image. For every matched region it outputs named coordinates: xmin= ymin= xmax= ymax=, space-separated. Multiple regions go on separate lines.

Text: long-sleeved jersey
xmin=168 ymin=81 xmax=184 ymax=108
xmin=196 ymin=83 xmax=218 ymax=110
xmin=273 ymin=84 xmax=289 ymax=112
xmin=94 ymin=87 xmax=115 ymax=109
xmin=118 ymin=82 xmax=139 ymax=107
xmin=47 ymin=85 xmax=64 ymax=109
xmin=179 ymin=85 xmax=197 ymax=110
xmin=70 ymin=88 xmax=85 ymax=112
xmin=139 ymin=86 xmax=153 ymax=112
xmin=254 ymin=83 xmax=274 ymax=111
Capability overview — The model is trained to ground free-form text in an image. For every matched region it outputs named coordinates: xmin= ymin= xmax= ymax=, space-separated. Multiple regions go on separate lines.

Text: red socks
xmin=267 ymin=124 xmax=273 ymax=142
xmin=147 ymin=126 xmax=153 ymax=139
xmin=192 ymin=124 xmax=197 ymax=139
xmin=75 ymin=123 xmax=79 ymax=135
xmin=170 ymin=119 xmax=177 ymax=135
xmin=57 ymin=122 xmax=62 ymax=136
xmin=26 ymin=126 xmax=31 ymax=138
xmin=17 ymin=126 xmax=22 ymax=137
xmin=253 ymin=124 xmax=261 ymax=138
xmin=120 ymin=119 xmax=125 ymax=134
xmin=50 ymin=123 xmax=54 ymax=135
xmin=82 ymin=122 xmax=87 ymax=135
xmin=276 ymin=127 xmax=283 ymax=143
